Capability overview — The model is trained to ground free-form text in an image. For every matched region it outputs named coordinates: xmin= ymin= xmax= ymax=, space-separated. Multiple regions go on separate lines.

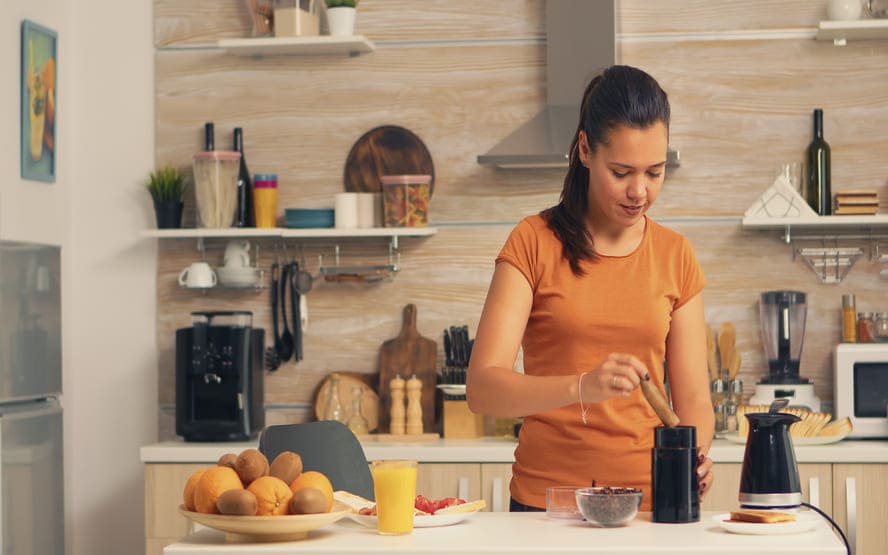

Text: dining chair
xmin=258 ymin=420 xmax=374 ymax=500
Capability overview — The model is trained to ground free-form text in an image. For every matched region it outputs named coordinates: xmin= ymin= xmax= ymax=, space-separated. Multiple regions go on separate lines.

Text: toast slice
xmin=729 ymin=509 xmax=796 ymax=523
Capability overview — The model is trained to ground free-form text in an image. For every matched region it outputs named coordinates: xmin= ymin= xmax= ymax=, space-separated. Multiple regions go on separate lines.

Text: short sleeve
xmin=495 ymin=218 xmax=539 ymax=291
xmin=674 ymin=236 xmax=706 ymax=310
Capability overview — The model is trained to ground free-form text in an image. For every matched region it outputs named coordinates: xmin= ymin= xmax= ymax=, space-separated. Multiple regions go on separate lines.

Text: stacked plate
xmin=217 ymin=265 xmax=260 ymax=287
xmin=285 ymin=208 xmax=335 ymax=229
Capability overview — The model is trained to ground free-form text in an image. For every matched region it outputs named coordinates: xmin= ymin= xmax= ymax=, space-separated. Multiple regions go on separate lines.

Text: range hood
xmin=477 ymin=0 xmax=680 ymax=169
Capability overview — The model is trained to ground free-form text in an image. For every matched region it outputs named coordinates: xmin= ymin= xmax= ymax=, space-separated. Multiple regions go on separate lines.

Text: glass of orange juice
xmin=370 ymin=459 xmax=418 ymax=535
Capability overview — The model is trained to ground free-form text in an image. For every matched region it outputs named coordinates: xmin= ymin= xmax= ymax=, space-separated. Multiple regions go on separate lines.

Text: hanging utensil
xmin=264 ymin=262 xmax=281 ymax=371
xmin=291 ymin=261 xmax=303 ymax=362
xmin=277 ymin=262 xmax=294 ymax=362
xmin=717 ymin=322 xmax=736 ymax=378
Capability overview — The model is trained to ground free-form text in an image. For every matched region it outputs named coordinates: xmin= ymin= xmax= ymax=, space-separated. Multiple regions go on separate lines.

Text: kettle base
xmin=739 ymin=491 xmax=801 ymax=509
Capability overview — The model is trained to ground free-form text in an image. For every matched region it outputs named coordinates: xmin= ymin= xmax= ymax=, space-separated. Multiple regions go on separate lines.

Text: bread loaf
xmin=729 ymin=509 xmax=796 ymax=523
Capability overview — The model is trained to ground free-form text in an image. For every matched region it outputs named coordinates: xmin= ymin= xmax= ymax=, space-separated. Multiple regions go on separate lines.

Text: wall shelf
xmin=815 ymin=19 xmax=888 ymax=45
xmin=217 ymin=35 xmax=375 ymax=57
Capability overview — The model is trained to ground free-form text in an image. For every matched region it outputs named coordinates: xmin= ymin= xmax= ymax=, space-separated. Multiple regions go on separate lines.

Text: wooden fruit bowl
xmin=178 ymin=500 xmax=350 ymax=542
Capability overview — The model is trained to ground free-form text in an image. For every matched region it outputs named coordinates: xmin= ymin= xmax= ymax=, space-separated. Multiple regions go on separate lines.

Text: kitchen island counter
xmin=163 ymin=511 xmax=845 ymax=555
xmin=141 ymin=437 xmax=888 ymax=464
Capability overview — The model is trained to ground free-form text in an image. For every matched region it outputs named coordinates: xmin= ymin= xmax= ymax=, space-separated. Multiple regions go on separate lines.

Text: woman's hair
xmin=541 ymin=65 xmax=671 ymax=276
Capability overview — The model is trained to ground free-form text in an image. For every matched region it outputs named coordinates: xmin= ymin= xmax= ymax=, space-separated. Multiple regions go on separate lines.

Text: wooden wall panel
xmin=153 ymin=1 xmax=888 ymax=439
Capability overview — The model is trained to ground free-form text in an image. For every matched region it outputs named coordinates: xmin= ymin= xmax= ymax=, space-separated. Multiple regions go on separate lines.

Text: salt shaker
xmin=406 ymin=374 xmax=423 ymax=435
xmin=389 ymin=375 xmax=406 ymax=435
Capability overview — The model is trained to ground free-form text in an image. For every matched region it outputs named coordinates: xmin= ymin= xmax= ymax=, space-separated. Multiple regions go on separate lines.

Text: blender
xmin=749 ymin=291 xmax=822 ymax=411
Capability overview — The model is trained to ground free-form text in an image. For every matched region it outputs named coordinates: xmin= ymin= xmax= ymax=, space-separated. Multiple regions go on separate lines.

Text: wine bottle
xmin=805 ymin=108 xmax=831 ymax=215
xmin=203 ymin=122 xmax=215 ymax=151
xmin=233 ymin=127 xmax=255 ymax=227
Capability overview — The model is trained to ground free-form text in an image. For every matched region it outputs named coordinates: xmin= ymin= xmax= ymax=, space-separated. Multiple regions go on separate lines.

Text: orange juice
xmin=371 ymin=460 xmax=417 ymax=535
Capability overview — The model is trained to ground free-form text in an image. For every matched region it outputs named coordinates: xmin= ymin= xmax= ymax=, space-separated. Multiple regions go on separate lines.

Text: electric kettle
xmin=739 ymin=399 xmax=802 ymax=509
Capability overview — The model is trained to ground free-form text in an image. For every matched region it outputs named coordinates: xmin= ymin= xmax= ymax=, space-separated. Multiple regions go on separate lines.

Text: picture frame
xmin=20 ymin=20 xmax=57 ymax=183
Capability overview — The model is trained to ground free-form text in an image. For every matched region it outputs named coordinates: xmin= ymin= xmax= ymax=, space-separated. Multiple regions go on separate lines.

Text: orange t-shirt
xmin=496 ymin=214 xmax=705 ymax=510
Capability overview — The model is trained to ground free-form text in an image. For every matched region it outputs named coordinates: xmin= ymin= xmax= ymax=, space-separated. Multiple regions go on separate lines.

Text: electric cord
xmin=801 ymin=502 xmax=850 ymax=555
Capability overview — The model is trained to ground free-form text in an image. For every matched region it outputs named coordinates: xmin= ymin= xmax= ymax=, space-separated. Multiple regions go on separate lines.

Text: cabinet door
xmin=144 ymin=463 xmax=204 ymax=555
xmin=701 ymin=463 xmax=832 ymax=514
xmin=833 ymin=463 xmax=888 ymax=555
xmin=480 ymin=463 xmax=512 ymax=512
xmin=416 ymin=463 xmax=481 ymax=502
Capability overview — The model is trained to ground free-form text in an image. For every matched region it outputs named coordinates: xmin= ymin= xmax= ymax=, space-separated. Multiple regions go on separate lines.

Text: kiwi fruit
xmin=289 ymin=486 xmax=328 ymax=515
xmin=234 ymin=449 xmax=269 ymax=486
xmin=217 ymin=453 xmax=238 ymax=469
xmin=216 ymin=489 xmax=258 ymax=516
xmin=269 ymin=451 xmax=303 ymax=484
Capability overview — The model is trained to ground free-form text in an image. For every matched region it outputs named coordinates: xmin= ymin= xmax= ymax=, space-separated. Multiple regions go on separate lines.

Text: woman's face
xmin=578 ymin=123 xmax=668 ymax=230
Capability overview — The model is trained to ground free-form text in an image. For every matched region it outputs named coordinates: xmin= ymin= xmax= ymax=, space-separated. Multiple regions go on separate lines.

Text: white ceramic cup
xmin=357 ymin=192 xmax=382 ymax=228
xmin=828 ymin=0 xmax=862 ymax=20
xmin=335 ymin=192 xmax=359 ymax=229
xmin=178 ymin=261 xmax=217 ymax=288
xmin=223 ymin=240 xmax=251 ymax=269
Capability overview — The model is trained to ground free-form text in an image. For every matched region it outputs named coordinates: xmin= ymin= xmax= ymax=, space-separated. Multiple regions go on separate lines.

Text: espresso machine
xmin=176 ymin=311 xmax=265 ymax=441
xmin=750 ymin=291 xmax=821 ymax=411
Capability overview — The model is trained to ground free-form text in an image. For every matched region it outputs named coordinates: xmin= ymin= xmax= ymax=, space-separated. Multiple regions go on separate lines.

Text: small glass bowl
xmin=546 ymin=486 xmax=583 ymax=519
xmin=575 ymin=487 xmax=642 ymax=527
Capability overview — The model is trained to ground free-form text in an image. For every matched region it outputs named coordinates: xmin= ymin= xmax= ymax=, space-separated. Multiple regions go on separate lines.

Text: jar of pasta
xmin=380 ymin=174 xmax=431 ymax=227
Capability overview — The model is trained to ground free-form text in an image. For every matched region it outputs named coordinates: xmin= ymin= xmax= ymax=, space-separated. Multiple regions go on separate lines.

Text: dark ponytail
xmin=542 ymin=65 xmax=670 ymax=276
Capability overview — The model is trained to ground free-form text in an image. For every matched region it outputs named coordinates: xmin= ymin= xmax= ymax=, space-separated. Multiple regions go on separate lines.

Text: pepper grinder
xmin=406 ymin=374 xmax=423 ymax=435
xmin=390 ymin=374 xmax=406 ymax=435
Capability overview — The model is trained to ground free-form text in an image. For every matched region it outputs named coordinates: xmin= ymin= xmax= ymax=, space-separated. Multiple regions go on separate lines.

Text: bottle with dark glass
xmin=233 ymin=127 xmax=255 ymax=227
xmin=805 ymin=108 xmax=831 ymax=215
xmin=204 ymin=122 xmax=215 ymax=151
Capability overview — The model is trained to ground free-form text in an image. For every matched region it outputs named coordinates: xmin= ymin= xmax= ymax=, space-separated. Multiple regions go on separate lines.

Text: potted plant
xmin=325 ymin=0 xmax=358 ymax=36
xmin=146 ymin=165 xmax=187 ymax=229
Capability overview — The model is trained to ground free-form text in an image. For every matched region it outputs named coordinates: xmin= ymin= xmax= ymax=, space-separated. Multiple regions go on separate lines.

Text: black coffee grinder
xmin=652 ymin=426 xmax=699 ymax=523
xmin=175 ymin=311 xmax=265 ymax=441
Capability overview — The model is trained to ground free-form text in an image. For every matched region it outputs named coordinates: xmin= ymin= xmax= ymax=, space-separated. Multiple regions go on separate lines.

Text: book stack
xmin=834 ymin=189 xmax=880 ymax=215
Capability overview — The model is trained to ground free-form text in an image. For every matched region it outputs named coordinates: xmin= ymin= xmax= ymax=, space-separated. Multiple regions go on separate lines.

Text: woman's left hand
xmin=697 ymin=452 xmax=714 ymax=499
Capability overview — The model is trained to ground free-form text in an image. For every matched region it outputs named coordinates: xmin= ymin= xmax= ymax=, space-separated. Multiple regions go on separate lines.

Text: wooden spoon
xmin=717 ymin=323 xmax=736 ymax=376
xmin=706 ymin=325 xmax=719 ymax=381
xmin=728 ymin=351 xmax=741 ymax=380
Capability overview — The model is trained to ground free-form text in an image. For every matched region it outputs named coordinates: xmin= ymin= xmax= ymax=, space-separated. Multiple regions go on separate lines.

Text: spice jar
xmin=858 ymin=312 xmax=874 ymax=343
xmin=252 ymin=173 xmax=278 ymax=228
xmin=875 ymin=312 xmax=888 ymax=342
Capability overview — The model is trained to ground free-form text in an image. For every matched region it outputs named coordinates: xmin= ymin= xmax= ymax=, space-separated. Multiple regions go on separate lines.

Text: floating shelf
xmin=141 ymin=227 xmax=436 ymax=240
xmin=742 ymin=214 xmax=888 ymax=229
xmin=217 ymin=35 xmax=375 ymax=57
xmin=815 ymin=19 xmax=888 ymax=45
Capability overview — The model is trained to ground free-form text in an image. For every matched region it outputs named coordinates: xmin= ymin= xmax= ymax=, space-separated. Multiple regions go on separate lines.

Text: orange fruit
xmin=247 ymin=475 xmax=293 ymax=516
xmin=194 ymin=466 xmax=244 ymax=514
xmin=182 ymin=468 xmax=207 ymax=512
xmin=289 ymin=470 xmax=333 ymax=512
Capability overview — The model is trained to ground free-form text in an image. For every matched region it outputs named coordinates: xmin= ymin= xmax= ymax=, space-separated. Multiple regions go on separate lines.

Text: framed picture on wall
xmin=20 ymin=20 xmax=57 ymax=183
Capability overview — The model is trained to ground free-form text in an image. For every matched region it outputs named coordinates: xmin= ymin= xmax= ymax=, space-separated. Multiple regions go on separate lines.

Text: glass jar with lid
xmin=858 ymin=312 xmax=874 ymax=343
xmin=874 ymin=312 xmax=888 ymax=342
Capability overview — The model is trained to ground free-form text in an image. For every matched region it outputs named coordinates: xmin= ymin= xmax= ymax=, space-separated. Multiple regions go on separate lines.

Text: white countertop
xmin=162 ymin=512 xmax=845 ymax=555
xmin=141 ymin=437 xmax=888 ymax=464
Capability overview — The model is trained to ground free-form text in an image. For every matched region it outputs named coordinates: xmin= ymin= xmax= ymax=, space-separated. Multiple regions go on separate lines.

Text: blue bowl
xmin=284 ymin=208 xmax=335 ymax=229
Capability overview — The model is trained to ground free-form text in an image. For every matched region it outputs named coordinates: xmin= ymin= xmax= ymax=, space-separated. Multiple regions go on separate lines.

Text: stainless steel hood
xmin=477 ymin=0 xmax=679 ymax=169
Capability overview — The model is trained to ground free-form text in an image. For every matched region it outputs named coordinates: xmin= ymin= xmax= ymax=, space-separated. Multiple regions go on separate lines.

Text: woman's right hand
xmin=579 ymin=353 xmax=650 ymax=403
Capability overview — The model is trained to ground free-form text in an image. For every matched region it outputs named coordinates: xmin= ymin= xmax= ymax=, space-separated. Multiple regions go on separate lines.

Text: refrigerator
xmin=0 ymin=241 xmax=64 ymax=554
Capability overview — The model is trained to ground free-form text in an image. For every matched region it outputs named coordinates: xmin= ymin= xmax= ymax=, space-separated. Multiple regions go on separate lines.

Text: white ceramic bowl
xmin=217 ymin=266 xmax=259 ymax=287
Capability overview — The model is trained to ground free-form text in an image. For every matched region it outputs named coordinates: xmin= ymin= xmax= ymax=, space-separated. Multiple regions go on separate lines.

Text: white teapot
xmin=223 ymin=240 xmax=251 ymax=269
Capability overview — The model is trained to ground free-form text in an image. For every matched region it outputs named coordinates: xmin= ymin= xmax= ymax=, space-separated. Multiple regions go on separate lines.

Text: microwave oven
xmin=834 ymin=343 xmax=888 ymax=438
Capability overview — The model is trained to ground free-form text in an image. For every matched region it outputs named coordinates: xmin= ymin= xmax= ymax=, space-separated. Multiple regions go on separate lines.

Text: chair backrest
xmin=259 ymin=420 xmax=374 ymax=500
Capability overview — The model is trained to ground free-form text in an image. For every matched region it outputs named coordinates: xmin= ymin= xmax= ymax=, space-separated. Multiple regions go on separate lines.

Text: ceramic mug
xmin=223 ymin=240 xmax=251 ymax=269
xmin=178 ymin=261 xmax=217 ymax=288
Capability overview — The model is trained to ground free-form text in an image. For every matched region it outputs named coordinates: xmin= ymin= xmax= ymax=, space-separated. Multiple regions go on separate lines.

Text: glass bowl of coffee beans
xmin=575 ymin=486 xmax=642 ymax=527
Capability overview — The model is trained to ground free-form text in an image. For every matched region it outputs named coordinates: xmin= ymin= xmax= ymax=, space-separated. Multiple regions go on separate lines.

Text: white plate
xmin=723 ymin=433 xmax=848 ymax=445
xmin=712 ymin=512 xmax=821 ymax=535
xmin=435 ymin=384 xmax=466 ymax=396
xmin=349 ymin=509 xmax=479 ymax=529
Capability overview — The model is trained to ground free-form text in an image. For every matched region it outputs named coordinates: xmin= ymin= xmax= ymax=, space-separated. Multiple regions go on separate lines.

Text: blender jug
xmin=759 ymin=291 xmax=808 ymax=384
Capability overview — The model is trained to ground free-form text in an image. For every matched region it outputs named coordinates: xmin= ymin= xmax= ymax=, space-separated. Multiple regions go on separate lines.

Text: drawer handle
xmin=845 ymin=477 xmax=856 ymax=555
xmin=491 ymin=477 xmax=503 ymax=512
xmin=808 ymin=476 xmax=820 ymax=508
xmin=458 ymin=476 xmax=469 ymax=501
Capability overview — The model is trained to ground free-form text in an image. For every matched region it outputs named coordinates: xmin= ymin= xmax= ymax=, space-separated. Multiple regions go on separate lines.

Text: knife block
xmin=443 ymin=400 xmax=484 ymax=439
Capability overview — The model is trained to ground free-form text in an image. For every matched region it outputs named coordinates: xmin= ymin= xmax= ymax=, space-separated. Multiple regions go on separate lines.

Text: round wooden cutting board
xmin=343 ymin=125 xmax=435 ymax=195
xmin=313 ymin=372 xmax=380 ymax=432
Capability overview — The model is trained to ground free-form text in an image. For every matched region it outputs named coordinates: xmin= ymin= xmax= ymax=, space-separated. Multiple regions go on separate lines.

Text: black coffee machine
xmin=176 ymin=311 xmax=265 ymax=441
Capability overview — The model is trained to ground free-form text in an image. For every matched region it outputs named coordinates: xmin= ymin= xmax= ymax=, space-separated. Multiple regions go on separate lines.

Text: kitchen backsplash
xmin=152 ymin=0 xmax=888 ymax=439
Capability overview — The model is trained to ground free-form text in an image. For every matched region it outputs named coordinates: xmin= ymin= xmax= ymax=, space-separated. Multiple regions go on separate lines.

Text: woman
xmin=466 ymin=65 xmax=714 ymax=512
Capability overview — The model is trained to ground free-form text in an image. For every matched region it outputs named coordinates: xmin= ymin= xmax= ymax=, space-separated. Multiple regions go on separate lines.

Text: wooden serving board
xmin=343 ymin=125 xmax=435 ymax=195
xmin=313 ymin=372 xmax=380 ymax=432
xmin=377 ymin=304 xmax=438 ymax=433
